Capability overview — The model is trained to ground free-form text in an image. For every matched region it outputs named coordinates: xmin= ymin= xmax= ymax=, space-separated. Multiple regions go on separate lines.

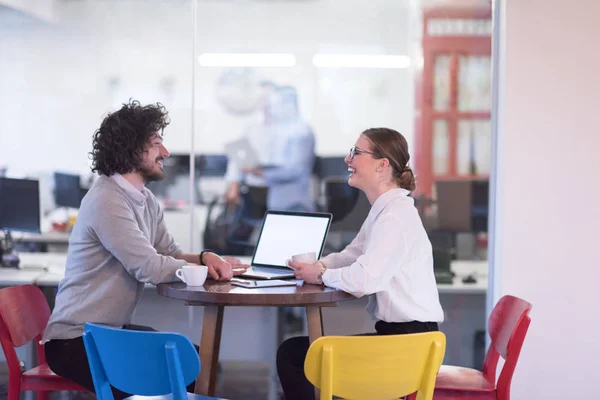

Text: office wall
xmin=0 ymin=0 xmax=417 ymax=177
xmin=494 ymin=0 xmax=600 ymax=397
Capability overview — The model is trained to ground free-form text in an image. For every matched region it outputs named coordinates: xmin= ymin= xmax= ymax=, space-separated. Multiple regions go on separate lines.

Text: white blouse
xmin=321 ymin=188 xmax=444 ymax=324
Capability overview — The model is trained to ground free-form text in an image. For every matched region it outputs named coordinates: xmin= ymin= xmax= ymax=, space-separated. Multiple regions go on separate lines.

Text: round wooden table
xmin=158 ymin=280 xmax=354 ymax=397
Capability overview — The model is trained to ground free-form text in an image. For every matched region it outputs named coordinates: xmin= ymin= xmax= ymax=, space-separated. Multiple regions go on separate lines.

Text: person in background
xmin=276 ymin=127 xmax=444 ymax=400
xmin=43 ymin=100 xmax=249 ymax=399
xmin=225 ymin=85 xmax=316 ymax=213
xmin=224 ymin=80 xmax=276 ymax=211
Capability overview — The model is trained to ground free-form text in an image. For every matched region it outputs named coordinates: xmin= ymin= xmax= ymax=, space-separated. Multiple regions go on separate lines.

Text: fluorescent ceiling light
xmin=198 ymin=53 xmax=296 ymax=67
xmin=312 ymin=54 xmax=411 ymax=69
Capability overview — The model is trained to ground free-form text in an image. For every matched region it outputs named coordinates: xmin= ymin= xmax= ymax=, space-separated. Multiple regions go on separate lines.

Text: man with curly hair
xmin=42 ymin=100 xmax=248 ymax=398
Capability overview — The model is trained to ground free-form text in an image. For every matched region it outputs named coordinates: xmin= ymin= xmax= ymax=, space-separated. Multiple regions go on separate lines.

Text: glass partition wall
xmin=1 ymin=0 xmax=492 ymax=396
xmin=191 ymin=0 xmax=418 ymax=256
xmin=0 ymin=0 xmax=195 ymax=248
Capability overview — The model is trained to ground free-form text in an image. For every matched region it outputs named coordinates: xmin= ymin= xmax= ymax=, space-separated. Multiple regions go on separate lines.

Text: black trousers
xmin=276 ymin=320 xmax=439 ymax=400
xmin=45 ymin=324 xmax=198 ymax=400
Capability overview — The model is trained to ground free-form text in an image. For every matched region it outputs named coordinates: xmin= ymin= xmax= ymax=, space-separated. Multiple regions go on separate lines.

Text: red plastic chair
xmin=433 ymin=295 xmax=532 ymax=400
xmin=0 ymin=284 xmax=87 ymax=400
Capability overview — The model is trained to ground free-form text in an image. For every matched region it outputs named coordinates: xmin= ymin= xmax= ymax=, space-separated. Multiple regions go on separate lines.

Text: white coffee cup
xmin=175 ymin=264 xmax=208 ymax=287
xmin=291 ymin=251 xmax=317 ymax=264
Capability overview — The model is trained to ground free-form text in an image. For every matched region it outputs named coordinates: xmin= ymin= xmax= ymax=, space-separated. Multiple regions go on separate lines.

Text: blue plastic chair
xmin=83 ymin=323 xmax=222 ymax=400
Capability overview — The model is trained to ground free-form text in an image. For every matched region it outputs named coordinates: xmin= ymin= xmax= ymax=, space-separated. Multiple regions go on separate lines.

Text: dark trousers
xmin=276 ymin=320 xmax=439 ymax=400
xmin=45 ymin=324 xmax=198 ymax=400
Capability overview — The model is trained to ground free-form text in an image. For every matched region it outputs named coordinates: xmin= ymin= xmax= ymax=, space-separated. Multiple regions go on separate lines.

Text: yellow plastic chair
xmin=304 ymin=332 xmax=446 ymax=400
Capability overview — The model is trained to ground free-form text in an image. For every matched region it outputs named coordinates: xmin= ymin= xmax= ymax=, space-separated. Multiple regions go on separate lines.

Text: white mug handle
xmin=175 ymin=269 xmax=186 ymax=283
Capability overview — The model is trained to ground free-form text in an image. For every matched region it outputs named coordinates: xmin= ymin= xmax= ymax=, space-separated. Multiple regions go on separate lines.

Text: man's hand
xmin=222 ymin=256 xmax=250 ymax=277
xmin=203 ymin=252 xmax=249 ymax=281
xmin=242 ymin=167 xmax=264 ymax=177
xmin=225 ymin=182 xmax=241 ymax=205
xmin=288 ymin=260 xmax=322 ymax=285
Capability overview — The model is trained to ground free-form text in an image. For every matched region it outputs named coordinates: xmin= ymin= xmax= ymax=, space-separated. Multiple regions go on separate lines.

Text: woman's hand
xmin=288 ymin=260 xmax=322 ymax=285
xmin=203 ymin=253 xmax=249 ymax=281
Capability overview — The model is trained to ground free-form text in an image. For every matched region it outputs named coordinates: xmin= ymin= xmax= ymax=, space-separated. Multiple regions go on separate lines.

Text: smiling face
xmin=345 ymin=134 xmax=381 ymax=191
xmin=137 ymin=133 xmax=170 ymax=182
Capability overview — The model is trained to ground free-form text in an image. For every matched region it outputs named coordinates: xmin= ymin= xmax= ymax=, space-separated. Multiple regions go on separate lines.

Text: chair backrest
xmin=324 ymin=179 xmax=359 ymax=223
xmin=325 ymin=180 xmax=371 ymax=233
xmin=0 ymin=284 xmax=50 ymax=373
xmin=313 ymin=156 xmax=348 ymax=180
xmin=304 ymin=332 xmax=446 ymax=400
xmin=83 ymin=323 xmax=200 ymax=400
xmin=482 ymin=295 xmax=532 ymax=398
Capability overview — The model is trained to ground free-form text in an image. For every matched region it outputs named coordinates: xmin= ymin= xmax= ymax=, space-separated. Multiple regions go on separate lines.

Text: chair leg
xmin=7 ymin=376 xmax=21 ymax=400
xmin=37 ymin=391 xmax=50 ymax=400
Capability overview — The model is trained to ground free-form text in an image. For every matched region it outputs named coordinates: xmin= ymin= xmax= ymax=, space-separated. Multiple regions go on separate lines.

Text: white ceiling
xmin=0 ymin=0 xmax=55 ymax=22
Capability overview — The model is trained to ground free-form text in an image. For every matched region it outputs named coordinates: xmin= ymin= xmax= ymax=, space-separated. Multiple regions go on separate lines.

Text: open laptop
xmin=241 ymin=210 xmax=333 ymax=280
xmin=224 ymin=137 xmax=261 ymax=169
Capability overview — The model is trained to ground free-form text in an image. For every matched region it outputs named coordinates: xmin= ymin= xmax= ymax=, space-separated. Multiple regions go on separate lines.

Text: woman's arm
xmin=319 ymin=226 xmax=366 ymax=269
xmin=322 ymin=216 xmax=406 ymax=298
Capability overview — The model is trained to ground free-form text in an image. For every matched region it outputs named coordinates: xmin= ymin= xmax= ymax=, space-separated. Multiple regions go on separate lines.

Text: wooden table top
xmin=157 ymin=281 xmax=355 ymax=306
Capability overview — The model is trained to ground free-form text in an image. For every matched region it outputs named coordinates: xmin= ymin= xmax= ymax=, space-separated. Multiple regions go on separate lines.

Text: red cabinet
xmin=414 ymin=7 xmax=492 ymax=196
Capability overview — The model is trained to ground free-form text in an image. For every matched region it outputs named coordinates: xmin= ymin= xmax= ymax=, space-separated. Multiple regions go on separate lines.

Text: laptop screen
xmin=251 ymin=211 xmax=332 ymax=269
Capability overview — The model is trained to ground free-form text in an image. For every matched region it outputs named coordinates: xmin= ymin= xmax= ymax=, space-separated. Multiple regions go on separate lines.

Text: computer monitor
xmin=471 ymin=180 xmax=489 ymax=232
xmin=313 ymin=156 xmax=348 ymax=179
xmin=54 ymin=172 xmax=83 ymax=209
xmin=0 ymin=177 xmax=41 ymax=233
xmin=196 ymin=154 xmax=228 ymax=177
xmin=435 ymin=179 xmax=489 ymax=232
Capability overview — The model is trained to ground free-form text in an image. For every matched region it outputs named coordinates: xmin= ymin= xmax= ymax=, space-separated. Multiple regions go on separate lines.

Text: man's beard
xmin=137 ymin=158 xmax=165 ymax=182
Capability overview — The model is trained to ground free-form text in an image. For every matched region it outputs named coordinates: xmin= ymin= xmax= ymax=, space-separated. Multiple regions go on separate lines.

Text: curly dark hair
xmin=90 ymin=100 xmax=170 ymax=176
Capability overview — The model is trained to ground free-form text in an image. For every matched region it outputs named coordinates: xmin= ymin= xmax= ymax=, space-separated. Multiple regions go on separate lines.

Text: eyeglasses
xmin=349 ymin=146 xmax=375 ymax=160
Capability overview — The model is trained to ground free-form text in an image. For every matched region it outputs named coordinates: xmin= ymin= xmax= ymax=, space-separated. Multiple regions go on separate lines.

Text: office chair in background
xmin=323 ymin=178 xmax=358 ymax=223
xmin=428 ymin=230 xmax=456 ymax=284
xmin=321 ymin=178 xmax=370 ymax=254
xmin=202 ymin=185 xmax=267 ymax=256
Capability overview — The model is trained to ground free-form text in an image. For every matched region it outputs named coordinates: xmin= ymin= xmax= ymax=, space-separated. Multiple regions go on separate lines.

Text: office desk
xmin=4 ymin=254 xmax=489 ymax=293
xmin=12 ymin=232 xmax=70 ymax=252
xmin=157 ymin=281 xmax=354 ymax=397
xmin=0 ymin=269 xmax=45 ymax=286
xmin=438 ymin=278 xmax=487 ymax=294
xmin=16 ymin=253 xmax=68 ymax=287
xmin=440 ymin=260 xmax=488 ymax=294
xmin=0 ymin=253 xmax=66 ymax=286
xmin=18 ymin=252 xmax=67 ymax=268
xmin=17 ymin=232 xmax=70 ymax=244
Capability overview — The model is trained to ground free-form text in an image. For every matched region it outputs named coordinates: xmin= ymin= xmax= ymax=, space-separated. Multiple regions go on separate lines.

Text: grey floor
xmin=0 ymin=361 xmax=274 ymax=400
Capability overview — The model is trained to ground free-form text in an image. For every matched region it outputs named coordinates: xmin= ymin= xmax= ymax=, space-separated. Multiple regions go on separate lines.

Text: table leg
xmin=195 ymin=305 xmax=224 ymax=396
xmin=306 ymin=306 xmax=324 ymax=343
xmin=306 ymin=306 xmax=323 ymax=399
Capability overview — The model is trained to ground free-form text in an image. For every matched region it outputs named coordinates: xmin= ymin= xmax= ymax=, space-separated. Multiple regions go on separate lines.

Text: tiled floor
xmin=0 ymin=361 xmax=275 ymax=400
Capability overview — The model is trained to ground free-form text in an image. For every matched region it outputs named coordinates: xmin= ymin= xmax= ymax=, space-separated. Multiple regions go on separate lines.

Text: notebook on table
xmin=231 ymin=278 xmax=297 ymax=288
xmin=240 ymin=210 xmax=332 ymax=280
